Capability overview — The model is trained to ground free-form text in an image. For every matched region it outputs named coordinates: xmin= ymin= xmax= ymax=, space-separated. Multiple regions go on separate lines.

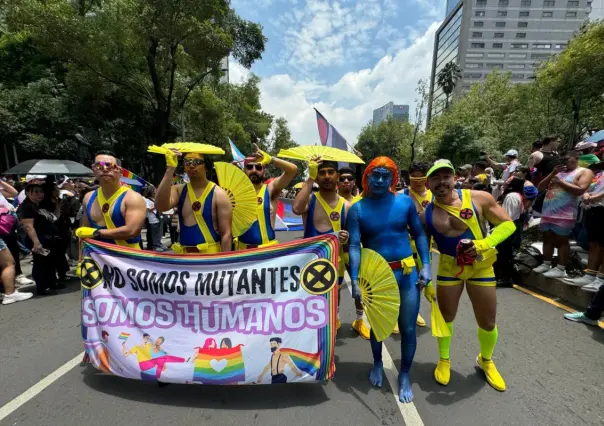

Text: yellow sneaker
xmin=434 ymin=358 xmax=451 ymax=385
xmin=392 ymin=323 xmax=400 ymax=334
xmin=477 ymin=354 xmax=506 ymax=392
xmin=416 ymin=313 xmax=426 ymax=327
xmin=336 ymin=319 xmax=341 ymax=331
xmin=352 ymin=319 xmax=370 ymax=340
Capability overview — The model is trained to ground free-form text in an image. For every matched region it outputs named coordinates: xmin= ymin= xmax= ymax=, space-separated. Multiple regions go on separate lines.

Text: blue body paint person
xmin=348 ymin=156 xmax=431 ymax=404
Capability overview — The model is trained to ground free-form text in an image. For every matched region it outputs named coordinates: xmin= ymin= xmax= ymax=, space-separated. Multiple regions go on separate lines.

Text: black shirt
xmin=17 ymin=198 xmax=61 ymax=240
xmin=535 ymin=151 xmax=559 ymax=178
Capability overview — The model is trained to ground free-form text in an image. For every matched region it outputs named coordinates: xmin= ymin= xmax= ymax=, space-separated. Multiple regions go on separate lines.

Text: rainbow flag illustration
xmin=121 ymin=168 xmax=147 ymax=193
xmin=193 ymin=344 xmax=245 ymax=385
xmin=118 ymin=332 xmax=131 ymax=341
xmin=280 ymin=348 xmax=321 ymax=375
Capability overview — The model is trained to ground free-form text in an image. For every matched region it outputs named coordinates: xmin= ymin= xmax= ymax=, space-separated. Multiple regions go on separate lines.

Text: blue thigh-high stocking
xmin=369 ymin=268 xmax=420 ymax=402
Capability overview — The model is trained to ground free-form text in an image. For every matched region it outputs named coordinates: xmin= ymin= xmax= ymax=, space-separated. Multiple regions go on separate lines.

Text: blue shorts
xmin=0 ymin=237 xmax=6 ymax=251
xmin=540 ymin=221 xmax=573 ymax=236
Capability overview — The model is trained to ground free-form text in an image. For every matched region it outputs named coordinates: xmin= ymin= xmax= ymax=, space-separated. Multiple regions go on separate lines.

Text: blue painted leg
xmin=396 ymin=269 xmax=420 ymax=403
xmin=369 ymin=329 xmax=384 ymax=387
xmin=399 ymin=371 xmax=413 ymax=403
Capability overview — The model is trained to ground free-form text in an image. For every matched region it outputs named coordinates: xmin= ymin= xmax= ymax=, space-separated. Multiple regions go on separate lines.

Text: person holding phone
xmin=17 ymin=182 xmax=64 ymax=295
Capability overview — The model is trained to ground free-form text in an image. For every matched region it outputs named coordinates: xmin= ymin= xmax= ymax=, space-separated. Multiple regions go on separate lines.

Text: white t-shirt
xmin=502 ymin=192 xmax=523 ymax=221
xmin=145 ymin=198 xmax=160 ymax=224
xmin=0 ymin=193 xmax=14 ymax=210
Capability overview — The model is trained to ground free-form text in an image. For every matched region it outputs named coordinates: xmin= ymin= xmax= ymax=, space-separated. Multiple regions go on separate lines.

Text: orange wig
xmin=362 ymin=156 xmax=399 ymax=194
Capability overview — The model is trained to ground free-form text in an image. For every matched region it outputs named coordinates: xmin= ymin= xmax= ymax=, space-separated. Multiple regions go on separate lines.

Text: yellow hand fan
xmin=277 ymin=146 xmax=365 ymax=164
xmin=431 ymin=299 xmax=451 ymax=338
xmin=148 ymin=142 xmax=225 ymax=155
xmin=358 ymin=248 xmax=401 ymax=342
xmin=293 ymin=182 xmax=304 ymax=189
xmin=214 ymin=162 xmax=258 ymax=237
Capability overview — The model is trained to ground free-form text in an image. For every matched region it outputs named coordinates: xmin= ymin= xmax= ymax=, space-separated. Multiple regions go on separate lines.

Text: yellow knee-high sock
xmin=437 ymin=322 xmax=454 ymax=359
xmin=477 ymin=326 xmax=498 ymax=360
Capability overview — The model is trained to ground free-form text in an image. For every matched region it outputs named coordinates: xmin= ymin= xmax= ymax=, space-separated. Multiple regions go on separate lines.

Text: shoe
xmin=15 ymin=275 xmax=34 ymax=287
xmin=581 ymin=279 xmax=603 ymax=293
xmin=543 ymin=267 xmax=567 ymax=279
xmin=476 ymin=354 xmax=506 ymax=392
xmin=564 ymin=311 xmax=599 ymax=326
xmin=416 ymin=313 xmax=426 ymax=327
xmin=533 ymin=264 xmax=552 ymax=274
xmin=2 ymin=291 xmax=34 ymax=305
xmin=352 ymin=319 xmax=370 ymax=340
xmin=336 ymin=318 xmax=341 ymax=331
xmin=392 ymin=323 xmax=400 ymax=334
xmin=564 ymin=275 xmax=596 ymax=287
xmin=434 ymin=358 xmax=451 ymax=386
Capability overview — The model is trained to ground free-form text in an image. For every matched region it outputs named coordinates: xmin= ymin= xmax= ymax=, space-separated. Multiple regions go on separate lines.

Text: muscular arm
xmin=347 ymin=203 xmax=362 ymax=282
xmin=471 ymin=191 xmax=515 ymax=251
xmin=292 ymin=179 xmax=313 ymax=216
xmin=407 ymin=200 xmax=430 ymax=267
xmin=557 ymin=169 xmax=594 ymax=196
xmin=155 ymin=168 xmax=180 ymax=212
xmin=214 ymin=187 xmax=233 ymax=252
xmin=98 ymin=192 xmax=146 ymax=241
xmin=268 ymin=158 xmax=298 ymax=200
xmin=528 ymin=151 xmax=542 ymax=169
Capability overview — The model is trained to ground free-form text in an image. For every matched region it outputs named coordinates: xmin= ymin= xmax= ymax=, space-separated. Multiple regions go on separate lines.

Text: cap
xmin=523 ymin=184 xmax=538 ymax=200
xmin=459 ymin=164 xmax=473 ymax=170
xmin=427 ymin=159 xmax=455 ymax=177
xmin=25 ymin=174 xmax=46 ymax=183
xmin=504 ymin=149 xmax=518 ymax=157
xmin=574 ymin=141 xmax=597 ymax=151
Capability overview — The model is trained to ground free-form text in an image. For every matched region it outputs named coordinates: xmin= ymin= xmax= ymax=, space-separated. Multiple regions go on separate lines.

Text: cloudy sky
xmin=230 ymin=0 xmax=604 ymax=147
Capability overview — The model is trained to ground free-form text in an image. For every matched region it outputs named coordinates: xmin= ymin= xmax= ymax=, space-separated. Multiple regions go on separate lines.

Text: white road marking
xmin=345 ymin=275 xmax=425 ymax=426
xmin=0 ymin=352 xmax=84 ymax=422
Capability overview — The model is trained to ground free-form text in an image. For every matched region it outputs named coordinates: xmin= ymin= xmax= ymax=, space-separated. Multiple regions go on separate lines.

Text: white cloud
xmin=254 ymin=21 xmax=441 ymax=146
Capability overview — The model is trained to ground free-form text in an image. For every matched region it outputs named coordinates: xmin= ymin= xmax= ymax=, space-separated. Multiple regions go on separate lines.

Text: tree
xmin=7 ymin=0 xmax=267 ymax=144
xmin=410 ymin=78 xmax=428 ymax=161
xmin=436 ymin=61 xmax=461 ymax=110
xmin=270 ymin=117 xmax=298 ymax=154
xmin=356 ymin=117 xmax=414 ymax=168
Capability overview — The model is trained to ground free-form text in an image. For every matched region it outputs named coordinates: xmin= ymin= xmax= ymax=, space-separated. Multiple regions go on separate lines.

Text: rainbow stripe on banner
xmin=193 ymin=345 xmax=246 ymax=385
xmin=280 ymin=348 xmax=321 ymax=375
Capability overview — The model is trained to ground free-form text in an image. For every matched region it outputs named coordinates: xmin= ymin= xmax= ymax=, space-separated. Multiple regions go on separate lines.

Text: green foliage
xmin=356 ymin=117 xmax=414 ymax=168
xmin=436 ymin=61 xmax=461 ymax=109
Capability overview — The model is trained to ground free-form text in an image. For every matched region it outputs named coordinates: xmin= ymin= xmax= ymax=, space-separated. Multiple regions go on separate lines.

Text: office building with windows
xmin=373 ymin=102 xmax=410 ymax=125
xmin=427 ymin=0 xmax=592 ymax=123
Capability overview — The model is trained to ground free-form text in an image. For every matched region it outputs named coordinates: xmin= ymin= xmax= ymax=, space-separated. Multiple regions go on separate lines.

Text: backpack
xmin=0 ymin=207 xmax=17 ymax=236
xmin=514 ymin=246 xmax=543 ymax=274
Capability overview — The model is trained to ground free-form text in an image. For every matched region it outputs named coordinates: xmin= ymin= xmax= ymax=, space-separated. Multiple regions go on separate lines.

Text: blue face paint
xmin=367 ymin=167 xmax=393 ymax=196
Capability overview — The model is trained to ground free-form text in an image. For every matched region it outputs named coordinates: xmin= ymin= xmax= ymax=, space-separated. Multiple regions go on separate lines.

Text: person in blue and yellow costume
xmin=236 ymin=144 xmax=297 ymax=250
xmin=348 ymin=156 xmax=431 ymax=403
xmin=401 ymin=161 xmax=435 ymax=329
xmin=154 ymin=149 xmax=233 ymax=253
xmin=77 ymin=151 xmax=146 ymax=251
xmin=293 ymin=158 xmax=351 ymax=332
xmin=336 ymin=167 xmax=369 ymax=339
xmin=423 ymin=159 xmax=515 ymax=392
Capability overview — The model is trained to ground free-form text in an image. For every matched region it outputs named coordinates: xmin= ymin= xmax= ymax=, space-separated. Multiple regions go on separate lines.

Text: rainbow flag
xmin=280 ymin=348 xmax=321 ymax=375
xmin=193 ymin=344 xmax=246 ymax=385
xmin=118 ymin=332 xmax=130 ymax=341
xmin=121 ymin=169 xmax=147 ymax=193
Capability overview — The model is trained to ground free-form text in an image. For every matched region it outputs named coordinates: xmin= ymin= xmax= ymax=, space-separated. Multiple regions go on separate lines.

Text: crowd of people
xmin=0 ymin=134 xmax=603 ymax=400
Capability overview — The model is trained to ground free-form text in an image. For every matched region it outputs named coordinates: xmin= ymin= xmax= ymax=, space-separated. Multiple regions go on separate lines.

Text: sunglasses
xmin=183 ymin=158 xmax=205 ymax=167
xmin=245 ymin=164 xmax=264 ymax=172
xmin=92 ymin=162 xmax=120 ymax=172
xmin=339 ymin=176 xmax=354 ymax=182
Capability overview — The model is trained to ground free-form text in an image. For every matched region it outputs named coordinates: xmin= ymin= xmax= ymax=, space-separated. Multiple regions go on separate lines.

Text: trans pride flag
xmin=193 ymin=344 xmax=246 ymax=384
xmin=229 ymin=138 xmax=246 ymax=169
xmin=280 ymin=348 xmax=321 ymax=375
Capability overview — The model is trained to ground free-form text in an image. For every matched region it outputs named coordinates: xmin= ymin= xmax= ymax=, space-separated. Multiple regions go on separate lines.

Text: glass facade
xmin=373 ymin=102 xmax=410 ymax=126
xmin=431 ymin=4 xmax=463 ymax=118
xmin=445 ymin=0 xmax=461 ymax=16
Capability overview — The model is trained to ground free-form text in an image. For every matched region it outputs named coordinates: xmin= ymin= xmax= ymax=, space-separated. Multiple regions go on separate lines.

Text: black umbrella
xmin=2 ymin=159 xmax=93 ymax=176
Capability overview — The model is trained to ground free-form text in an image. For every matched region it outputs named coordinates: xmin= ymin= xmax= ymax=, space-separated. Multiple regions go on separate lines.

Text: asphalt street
xmin=1 ymin=231 xmax=603 ymax=426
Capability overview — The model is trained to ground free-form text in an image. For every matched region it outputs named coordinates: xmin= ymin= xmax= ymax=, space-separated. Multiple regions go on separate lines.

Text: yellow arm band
xmin=165 ymin=151 xmax=178 ymax=168
xmin=75 ymin=227 xmax=97 ymax=239
xmin=257 ymin=149 xmax=272 ymax=166
xmin=474 ymin=220 xmax=516 ymax=251
xmin=308 ymin=161 xmax=318 ymax=180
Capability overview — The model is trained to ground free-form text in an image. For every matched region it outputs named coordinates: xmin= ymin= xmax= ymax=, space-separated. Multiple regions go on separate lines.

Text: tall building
xmin=427 ymin=0 xmax=591 ymax=123
xmin=373 ymin=102 xmax=410 ymax=126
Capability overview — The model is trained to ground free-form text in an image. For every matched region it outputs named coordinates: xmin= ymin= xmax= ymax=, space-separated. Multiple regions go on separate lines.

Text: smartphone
xmin=37 ymin=248 xmax=51 ymax=256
